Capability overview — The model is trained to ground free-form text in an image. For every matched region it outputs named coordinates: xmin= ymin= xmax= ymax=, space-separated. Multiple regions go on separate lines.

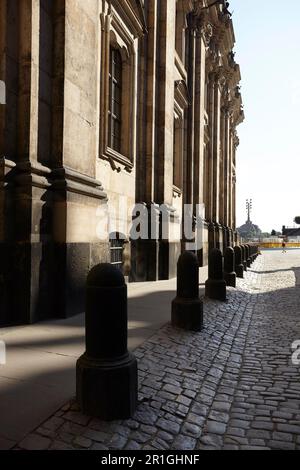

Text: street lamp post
xmin=246 ymin=199 xmax=252 ymax=223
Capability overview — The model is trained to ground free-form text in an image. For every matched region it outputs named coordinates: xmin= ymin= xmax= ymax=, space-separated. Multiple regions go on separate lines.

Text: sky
xmin=229 ymin=0 xmax=300 ymax=233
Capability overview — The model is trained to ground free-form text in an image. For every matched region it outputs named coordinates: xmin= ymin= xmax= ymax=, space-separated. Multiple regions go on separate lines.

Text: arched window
xmin=108 ymin=48 xmax=122 ymax=153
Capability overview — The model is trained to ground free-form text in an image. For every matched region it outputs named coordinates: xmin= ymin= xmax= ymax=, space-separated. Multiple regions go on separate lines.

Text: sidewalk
xmin=11 ymin=250 xmax=300 ymax=451
xmin=0 ymin=267 xmax=208 ymax=449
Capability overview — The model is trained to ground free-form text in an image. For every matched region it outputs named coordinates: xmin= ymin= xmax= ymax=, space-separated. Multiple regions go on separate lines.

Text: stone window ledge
xmin=101 ymin=147 xmax=133 ymax=173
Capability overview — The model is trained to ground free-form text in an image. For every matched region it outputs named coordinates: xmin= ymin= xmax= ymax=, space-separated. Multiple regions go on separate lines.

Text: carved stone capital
xmin=200 ymin=21 xmax=213 ymax=47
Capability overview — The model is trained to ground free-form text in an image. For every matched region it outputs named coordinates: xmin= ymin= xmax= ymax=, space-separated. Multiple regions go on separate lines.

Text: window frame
xmin=108 ymin=47 xmax=123 ymax=153
xmin=99 ymin=14 xmax=138 ymax=173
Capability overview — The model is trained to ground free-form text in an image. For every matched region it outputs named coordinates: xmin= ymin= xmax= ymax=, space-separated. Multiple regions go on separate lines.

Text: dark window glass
xmin=108 ymin=48 xmax=122 ymax=153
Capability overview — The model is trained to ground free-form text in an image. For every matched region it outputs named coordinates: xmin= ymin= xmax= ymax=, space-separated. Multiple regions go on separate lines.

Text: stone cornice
xmin=110 ymin=0 xmax=146 ymax=38
xmin=51 ymin=167 xmax=108 ymax=200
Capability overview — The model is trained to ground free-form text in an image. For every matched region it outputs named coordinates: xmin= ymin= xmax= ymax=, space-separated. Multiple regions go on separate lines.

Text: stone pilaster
xmin=132 ymin=0 xmax=160 ymax=281
xmin=212 ymin=72 xmax=221 ymax=225
xmin=155 ymin=0 xmax=175 ymax=205
xmin=193 ymin=18 xmax=209 ymax=265
xmin=51 ymin=0 xmax=108 ymax=318
xmin=206 ymin=72 xmax=215 ymax=224
xmin=1 ymin=0 xmax=54 ymax=324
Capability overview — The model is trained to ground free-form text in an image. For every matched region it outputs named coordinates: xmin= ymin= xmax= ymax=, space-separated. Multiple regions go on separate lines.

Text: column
xmin=132 ymin=0 xmax=159 ymax=281
xmin=207 ymin=71 xmax=215 ymax=223
xmin=219 ymin=106 xmax=226 ymax=226
xmin=228 ymin=127 xmax=234 ymax=229
xmin=212 ymin=73 xmax=221 ymax=225
xmin=193 ymin=20 xmax=208 ymax=265
xmin=155 ymin=0 xmax=175 ymax=205
xmin=51 ymin=0 xmax=108 ymax=318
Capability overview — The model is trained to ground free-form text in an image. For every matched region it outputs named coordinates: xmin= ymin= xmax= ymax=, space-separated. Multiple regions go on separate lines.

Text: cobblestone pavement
xmin=17 ymin=250 xmax=300 ymax=450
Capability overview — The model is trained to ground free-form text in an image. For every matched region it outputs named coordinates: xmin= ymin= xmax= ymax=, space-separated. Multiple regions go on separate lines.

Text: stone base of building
xmin=0 ymin=241 xmax=109 ymax=326
xmin=207 ymin=222 xmax=235 ymax=256
xmin=130 ymin=239 xmax=181 ymax=282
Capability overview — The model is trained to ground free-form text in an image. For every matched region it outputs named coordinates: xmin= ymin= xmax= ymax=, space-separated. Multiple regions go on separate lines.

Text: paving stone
xmin=187 ymin=413 xmax=206 ymax=427
xmin=134 ymin=407 xmax=158 ymax=426
xmin=191 ymin=403 xmax=209 ymax=416
xmin=229 ymin=419 xmax=251 ymax=430
xmin=176 ymin=395 xmax=192 ymax=407
xmin=58 ymin=431 xmax=74 ymax=444
xmin=108 ymin=434 xmax=128 ymax=450
xmin=19 ymin=434 xmax=51 ymax=450
xmin=91 ymin=443 xmax=109 ymax=450
xmin=73 ymin=436 xmax=92 ymax=449
xmin=206 ymin=421 xmax=227 ymax=435
xmin=249 ymin=439 xmax=267 ymax=446
xmin=182 ymin=422 xmax=202 ymax=438
xmin=225 ymin=436 xmax=249 ymax=446
xmin=157 ymin=418 xmax=180 ymax=435
xmin=36 ymin=427 xmax=57 ymax=439
xmin=125 ymin=440 xmax=142 ymax=450
xmin=156 ymin=431 xmax=174 ymax=443
xmin=130 ymin=431 xmax=151 ymax=444
xmin=43 ymin=417 xmax=64 ymax=432
xmin=176 ymin=405 xmax=189 ymax=417
xmin=200 ymin=433 xmax=223 ymax=448
xmin=209 ymin=410 xmax=230 ymax=424
xmin=240 ymin=445 xmax=270 ymax=450
xmin=82 ymin=429 xmax=109 ymax=443
xmin=14 ymin=252 xmax=300 ymax=452
xmin=64 ymin=411 xmax=90 ymax=426
xmin=226 ymin=427 xmax=246 ymax=438
xmin=277 ymin=424 xmax=300 ymax=434
xmin=140 ymin=424 xmax=157 ymax=435
xmin=247 ymin=429 xmax=271 ymax=440
xmin=172 ymin=435 xmax=196 ymax=450
xmin=212 ymin=401 xmax=231 ymax=413
xmin=223 ymin=444 xmax=239 ymax=450
xmin=268 ymin=440 xmax=296 ymax=451
xmin=163 ymin=384 xmax=183 ymax=395
xmin=272 ymin=432 xmax=293 ymax=442
xmin=252 ymin=421 xmax=274 ymax=431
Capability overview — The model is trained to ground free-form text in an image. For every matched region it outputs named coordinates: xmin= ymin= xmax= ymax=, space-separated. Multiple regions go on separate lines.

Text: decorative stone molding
xmin=51 ymin=167 xmax=107 ymax=200
xmin=13 ymin=162 xmax=52 ymax=191
xmin=174 ymin=80 xmax=190 ymax=112
xmin=199 ymin=18 xmax=213 ymax=47
xmin=111 ymin=0 xmax=146 ymax=38
xmin=99 ymin=1 xmax=145 ymax=173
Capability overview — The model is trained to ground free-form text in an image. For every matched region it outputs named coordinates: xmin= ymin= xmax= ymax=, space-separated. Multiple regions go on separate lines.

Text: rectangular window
xmin=108 ymin=48 xmax=122 ymax=153
xmin=173 ymin=118 xmax=183 ymax=190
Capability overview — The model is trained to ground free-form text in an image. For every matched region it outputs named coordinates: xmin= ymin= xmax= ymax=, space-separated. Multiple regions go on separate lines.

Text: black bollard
xmin=246 ymin=245 xmax=251 ymax=268
xmin=248 ymin=245 xmax=253 ymax=263
xmin=241 ymin=245 xmax=247 ymax=271
xmin=76 ymin=264 xmax=137 ymax=420
xmin=171 ymin=252 xmax=203 ymax=331
xmin=205 ymin=248 xmax=226 ymax=301
xmin=234 ymin=246 xmax=244 ymax=278
xmin=224 ymin=247 xmax=236 ymax=288
xmin=251 ymin=245 xmax=256 ymax=263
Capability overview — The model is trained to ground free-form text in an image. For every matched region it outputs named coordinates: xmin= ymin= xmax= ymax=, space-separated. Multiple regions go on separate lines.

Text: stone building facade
xmin=0 ymin=0 xmax=244 ymax=325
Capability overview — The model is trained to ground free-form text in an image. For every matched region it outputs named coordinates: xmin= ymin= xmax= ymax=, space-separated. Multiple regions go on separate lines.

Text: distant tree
xmin=271 ymin=229 xmax=277 ymax=236
xmin=294 ymin=217 xmax=300 ymax=225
